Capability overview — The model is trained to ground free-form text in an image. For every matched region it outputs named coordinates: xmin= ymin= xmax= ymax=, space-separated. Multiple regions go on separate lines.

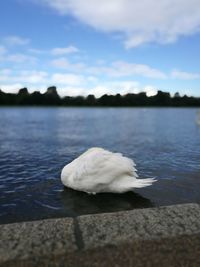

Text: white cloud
xmin=54 ymin=80 xmax=157 ymax=97
xmin=0 ymin=69 xmax=12 ymax=81
xmin=0 ymin=69 xmax=84 ymax=87
xmin=0 ymin=70 xmax=48 ymax=85
xmin=17 ymin=71 xmax=48 ymax=83
xmin=28 ymin=46 xmax=79 ymax=55
xmin=87 ymin=61 xmax=166 ymax=79
xmin=53 ymin=84 xmax=132 ymax=97
xmin=0 ymin=81 xmax=157 ymax=97
xmin=108 ymin=61 xmax=166 ymax=79
xmin=87 ymin=86 xmax=112 ymax=98
xmin=86 ymin=81 xmax=140 ymax=97
xmin=171 ymin=69 xmax=200 ymax=80
xmin=51 ymin=57 xmax=85 ymax=71
xmin=0 ymin=83 xmax=24 ymax=94
xmin=0 ymin=67 xmax=157 ymax=97
xmin=88 ymin=83 xmax=158 ymax=97
xmin=51 ymin=73 xmax=84 ymax=85
xmin=4 ymin=36 xmax=30 ymax=46
xmin=0 ymin=69 xmax=11 ymax=75
xmin=39 ymin=0 xmax=200 ymax=47
xmin=28 ymin=48 xmax=45 ymax=54
xmin=51 ymin=58 xmax=70 ymax=68
xmin=56 ymin=86 xmax=85 ymax=96
xmin=87 ymin=76 xmax=98 ymax=83
xmin=7 ymin=53 xmax=37 ymax=64
xmin=143 ymin=85 xmax=158 ymax=97
xmin=51 ymin=45 xmax=79 ymax=55
xmin=51 ymin=58 xmax=166 ymax=79
xmin=0 ymin=46 xmax=7 ymax=55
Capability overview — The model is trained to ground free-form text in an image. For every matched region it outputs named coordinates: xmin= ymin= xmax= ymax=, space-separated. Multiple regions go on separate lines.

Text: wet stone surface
xmin=0 ymin=217 xmax=76 ymax=263
xmin=77 ymin=203 xmax=200 ymax=249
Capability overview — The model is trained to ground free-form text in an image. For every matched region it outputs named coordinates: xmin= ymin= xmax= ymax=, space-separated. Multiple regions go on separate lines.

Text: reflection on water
xmin=0 ymin=107 xmax=200 ymax=224
xmin=61 ymin=188 xmax=154 ymax=216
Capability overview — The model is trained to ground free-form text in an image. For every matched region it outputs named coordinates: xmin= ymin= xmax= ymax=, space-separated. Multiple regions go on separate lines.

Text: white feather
xmin=61 ymin=147 xmax=156 ymax=194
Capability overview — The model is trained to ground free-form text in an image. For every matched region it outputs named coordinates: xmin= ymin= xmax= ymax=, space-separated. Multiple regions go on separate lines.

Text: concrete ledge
xmin=0 ymin=218 xmax=76 ymax=265
xmin=1 ymin=203 xmax=200 ymax=266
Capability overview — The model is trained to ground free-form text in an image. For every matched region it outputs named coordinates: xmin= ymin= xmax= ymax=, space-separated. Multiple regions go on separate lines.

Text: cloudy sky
xmin=1 ymin=0 xmax=200 ymax=97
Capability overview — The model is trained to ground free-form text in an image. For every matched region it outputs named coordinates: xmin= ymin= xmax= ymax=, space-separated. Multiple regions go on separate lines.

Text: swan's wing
xmin=71 ymin=149 xmax=138 ymax=192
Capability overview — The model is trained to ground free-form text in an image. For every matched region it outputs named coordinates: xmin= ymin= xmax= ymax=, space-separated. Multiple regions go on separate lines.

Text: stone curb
xmin=0 ymin=203 xmax=200 ymax=266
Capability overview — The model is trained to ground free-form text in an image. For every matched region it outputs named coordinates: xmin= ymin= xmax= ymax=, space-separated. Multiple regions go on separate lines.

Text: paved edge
xmin=0 ymin=203 xmax=200 ymax=267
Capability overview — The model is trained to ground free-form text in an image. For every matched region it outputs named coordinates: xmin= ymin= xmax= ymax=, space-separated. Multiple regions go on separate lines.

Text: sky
xmin=1 ymin=0 xmax=200 ymax=97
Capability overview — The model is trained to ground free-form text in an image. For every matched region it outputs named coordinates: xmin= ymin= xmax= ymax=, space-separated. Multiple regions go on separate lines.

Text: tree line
xmin=0 ymin=86 xmax=200 ymax=107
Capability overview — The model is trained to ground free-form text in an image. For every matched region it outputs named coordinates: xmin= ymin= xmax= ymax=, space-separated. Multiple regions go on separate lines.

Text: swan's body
xmin=61 ymin=147 xmax=156 ymax=194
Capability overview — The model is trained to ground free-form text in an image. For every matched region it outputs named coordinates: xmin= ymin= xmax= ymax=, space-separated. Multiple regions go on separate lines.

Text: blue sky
xmin=1 ymin=0 xmax=200 ymax=97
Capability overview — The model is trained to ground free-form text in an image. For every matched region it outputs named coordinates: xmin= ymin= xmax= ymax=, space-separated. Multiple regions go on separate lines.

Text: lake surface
xmin=0 ymin=107 xmax=200 ymax=224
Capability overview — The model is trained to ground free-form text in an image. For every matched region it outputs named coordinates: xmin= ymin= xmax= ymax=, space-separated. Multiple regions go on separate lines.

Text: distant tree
xmin=114 ymin=94 xmax=122 ymax=106
xmin=18 ymin=88 xmax=29 ymax=95
xmin=151 ymin=90 xmax=171 ymax=106
xmin=0 ymin=91 xmax=17 ymax=105
xmin=98 ymin=94 xmax=110 ymax=106
xmin=174 ymin=92 xmax=180 ymax=98
xmin=172 ymin=92 xmax=181 ymax=106
xmin=44 ymin=86 xmax=61 ymax=105
xmin=0 ymin=86 xmax=200 ymax=107
xmin=123 ymin=93 xmax=137 ymax=106
xmin=46 ymin=86 xmax=59 ymax=96
xmin=17 ymin=88 xmax=30 ymax=105
xmin=0 ymin=89 xmax=6 ymax=105
xmin=73 ymin=96 xmax=85 ymax=106
xmin=86 ymin=94 xmax=96 ymax=106
xmin=62 ymin=96 xmax=73 ymax=106
xmin=29 ymin=91 xmax=45 ymax=105
xmin=136 ymin=92 xmax=148 ymax=106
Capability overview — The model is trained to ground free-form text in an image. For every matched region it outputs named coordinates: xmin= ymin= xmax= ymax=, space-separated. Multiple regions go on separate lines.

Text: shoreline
xmin=0 ymin=105 xmax=200 ymax=108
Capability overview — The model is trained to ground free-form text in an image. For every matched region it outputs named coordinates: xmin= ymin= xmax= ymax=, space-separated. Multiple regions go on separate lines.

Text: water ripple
xmin=0 ymin=107 xmax=200 ymax=224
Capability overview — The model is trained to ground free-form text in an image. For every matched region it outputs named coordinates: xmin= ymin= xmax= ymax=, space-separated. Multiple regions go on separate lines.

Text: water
xmin=0 ymin=107 xmax=200 ymax=224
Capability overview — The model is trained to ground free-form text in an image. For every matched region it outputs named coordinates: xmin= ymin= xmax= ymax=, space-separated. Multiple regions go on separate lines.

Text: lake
xmin=0 ymin=107 xmax=200 ymax=224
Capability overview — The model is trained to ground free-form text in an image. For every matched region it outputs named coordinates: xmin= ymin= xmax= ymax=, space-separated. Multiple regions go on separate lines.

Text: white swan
xmin=61 ymin=147 xmax=156 ymax=194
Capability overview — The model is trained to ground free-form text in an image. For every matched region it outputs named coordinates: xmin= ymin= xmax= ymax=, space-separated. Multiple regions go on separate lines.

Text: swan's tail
xmin=132 ymin=178 xmax=157 ymax=188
